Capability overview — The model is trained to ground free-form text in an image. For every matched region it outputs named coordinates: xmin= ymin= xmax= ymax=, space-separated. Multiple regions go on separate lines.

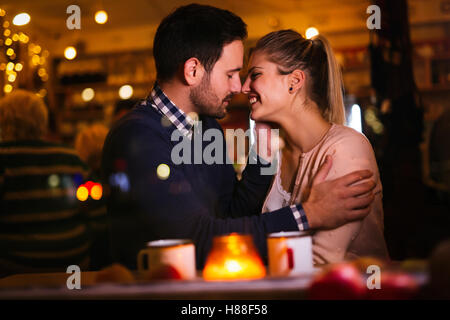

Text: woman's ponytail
xmin=312 ymin=35 xmax=345 ymax=125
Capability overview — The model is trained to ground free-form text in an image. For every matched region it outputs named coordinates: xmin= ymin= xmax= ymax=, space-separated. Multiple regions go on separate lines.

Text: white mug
xmin=267 ymin=231 xmax=313 ymax=277
xmin=137 ymin=239 xmax=196 ymax=280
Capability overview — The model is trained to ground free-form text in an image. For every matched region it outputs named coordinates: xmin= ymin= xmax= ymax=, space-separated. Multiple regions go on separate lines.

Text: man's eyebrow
xmin=227 ymin=67 xmax=242 ymax=73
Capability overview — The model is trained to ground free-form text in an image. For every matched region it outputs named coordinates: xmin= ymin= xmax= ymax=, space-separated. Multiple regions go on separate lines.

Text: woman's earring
xmin=289 ymin=87 xmax=293 ymax=92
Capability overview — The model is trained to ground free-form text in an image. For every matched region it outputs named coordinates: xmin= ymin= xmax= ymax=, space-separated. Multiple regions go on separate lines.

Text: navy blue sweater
xmin=101 ymin=104 xmax=299 ymax=269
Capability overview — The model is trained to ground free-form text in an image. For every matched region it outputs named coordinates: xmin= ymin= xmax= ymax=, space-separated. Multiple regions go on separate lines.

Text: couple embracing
xmin=102 ymin=3 xmax=389 ymax=269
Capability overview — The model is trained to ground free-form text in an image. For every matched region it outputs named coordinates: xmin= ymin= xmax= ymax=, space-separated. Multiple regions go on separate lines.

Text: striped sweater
xmin=0 ymin=140 xmax=92 ymax=275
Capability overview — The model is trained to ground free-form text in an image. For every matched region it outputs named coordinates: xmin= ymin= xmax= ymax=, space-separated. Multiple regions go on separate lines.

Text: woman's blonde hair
xmin=75 ymin=124 xmax=109 ymax=170
xmin=254 ymin=29 xmax=345 ymax=125
xmin=0 ymin=90 xmax=48 ymax=141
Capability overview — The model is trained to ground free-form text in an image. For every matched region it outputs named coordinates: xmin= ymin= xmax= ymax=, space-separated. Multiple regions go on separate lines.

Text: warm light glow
xmin=157 ymin=164 xmax=170 ymax=180
xmin=81 ymin=88 xmax=95 ymax=102
xmin=119 ymin=84 xmax=133 ymax=99
xmin=6 ymin=62 xmax=14 ymax=71
xmin=38 ymin=68 xmax=46 ymax=77
xmin=4 ymin=84 xmax=13 ymax=93
xmin=38 ymin=89 xmax=47 ymax=97
xmin=6 ymin=48 xmax=14 ymax=56
xmin=306 ymin=27 xmax=319 ymax=39
xmin=33 ymin=45 xmax=41 ymax=54
xmin=20 ymin=34 xmax=29 ymax=43
xmin=224 ymin=260 xmax=243 ymax=273
xmin=0 ymin=9 xmax=5 ymax=17
xmin=14 ymin=63 xmax=23 ymax=72
xmin=13 ymin=13 xmax=31 ymax=26
xmin=5 ymin=38 xmax=12 ymax=46
xmin=64 ymin=46 xmax=77 ymax=60
xmin=8 ymin=74 xmax=16 ymax=82
xmin=31 ymin=55 xmax=40 ymax=66
xmin=3 ymin=29 xmax=10 ymax=36
xmin=348 ymin=104 xmax=362 ymax=133
xmin=95 ymin=10 xmax=108 ymax=24
xmin=203 ymin=234 xmax=266 ymax=281
xmin=3 ymin=21 xmax=9 ymax=28
xmin=76 ymin=186 xmax=89 ymax=201
xmin=90 ymin=184 xmax=103 ymax=200
xmin=12 ymin=33 xmax=19 ymax=41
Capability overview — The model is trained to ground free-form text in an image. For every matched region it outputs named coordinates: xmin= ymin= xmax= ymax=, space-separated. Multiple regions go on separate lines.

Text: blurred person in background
xmin=75 ymin=123 xmax=111 ymax=270
xmin=0 ymin=90 xmax=91 ymax=276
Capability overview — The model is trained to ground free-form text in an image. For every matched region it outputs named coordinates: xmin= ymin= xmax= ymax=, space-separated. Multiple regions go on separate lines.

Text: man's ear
xmin=184 ymin=57 xmax=205 ymax=86
xmin=288 ymin=69 xmax=306 ymax=93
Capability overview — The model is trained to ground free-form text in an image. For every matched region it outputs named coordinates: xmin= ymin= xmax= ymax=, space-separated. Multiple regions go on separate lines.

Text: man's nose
xmin=230 ymin=77 xmax=242 ymax=94
xmin=241 ymin=77 xmax=250 ymax=94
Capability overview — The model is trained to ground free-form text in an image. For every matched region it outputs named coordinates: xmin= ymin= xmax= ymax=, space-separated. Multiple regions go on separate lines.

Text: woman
xmin=242 ymin=30 xmax=389 ymax=264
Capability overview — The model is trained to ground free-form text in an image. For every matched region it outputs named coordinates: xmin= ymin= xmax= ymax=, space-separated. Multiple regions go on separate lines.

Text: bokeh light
xmin=95 ymin=10 xmax=108 ymax=24
xmin=306 ymin=27 xmax=319 ymax=39
xmin=119 ymin=85 xmax=133 ymax=99
xmin=64 ymin=46 xmax=77 ymax=60
xmin=76 ymin=186 xmax=89 ymax=201
xmin=157 ymin=164 xmax=170 ymax=180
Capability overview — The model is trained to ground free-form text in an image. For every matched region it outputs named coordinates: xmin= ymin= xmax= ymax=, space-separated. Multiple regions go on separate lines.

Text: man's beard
xmin=189 ymin=74 xmax=232 ymax=119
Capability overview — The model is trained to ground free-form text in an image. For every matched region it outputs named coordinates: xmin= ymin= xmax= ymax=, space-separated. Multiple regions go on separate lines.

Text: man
xmin=102 ymin=4 xmax=376 ymax=269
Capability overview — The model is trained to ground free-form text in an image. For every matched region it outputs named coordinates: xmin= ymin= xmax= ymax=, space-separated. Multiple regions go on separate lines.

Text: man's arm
xmin=102 ymin=120 xmax=298 ymax=269
xmin=302 ymin=155 xmax=376 ymax=230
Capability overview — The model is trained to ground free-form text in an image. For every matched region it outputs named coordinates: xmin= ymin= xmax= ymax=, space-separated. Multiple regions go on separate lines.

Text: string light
xmin=64 ymin=46 xmax=77 ymax=60
xmin=1 ymin=10 xmax=48 ymax=96
xmin=12 ymin=13 xmax=30 ymax=26
xmin=119 ymin=85 xmax=133 ymax=99
xmin=32 ymin=55 xmax=40 ymax=65
xmin=95 ymin=10 xmax=108 ymax=24
xmin=82 ymin=88 xmax=95 ymax=102
xmin=4 ymin=84 xmax=13 ymax=93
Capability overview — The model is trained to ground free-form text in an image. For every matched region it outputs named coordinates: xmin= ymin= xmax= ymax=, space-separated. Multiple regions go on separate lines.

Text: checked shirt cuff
xmin=290 ymin=204 xmax=310 ymax=231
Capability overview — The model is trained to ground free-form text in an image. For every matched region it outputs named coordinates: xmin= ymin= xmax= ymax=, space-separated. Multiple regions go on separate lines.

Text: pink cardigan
xmin=262 ymin=124 xmax=389 ymax=265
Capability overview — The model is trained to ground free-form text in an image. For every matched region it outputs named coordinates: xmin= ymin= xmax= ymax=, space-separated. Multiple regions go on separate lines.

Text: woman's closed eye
xmin=250 ymin=72 xmax=261 ymax=80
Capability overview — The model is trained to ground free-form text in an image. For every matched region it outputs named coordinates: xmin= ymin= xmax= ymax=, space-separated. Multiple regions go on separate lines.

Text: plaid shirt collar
xmin=144 ymin=82 xmax=195 ymax=139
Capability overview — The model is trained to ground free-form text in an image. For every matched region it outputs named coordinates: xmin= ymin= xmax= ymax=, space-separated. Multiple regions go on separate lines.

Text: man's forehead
xmin=216 ymin=40 xmax=244 ymax=70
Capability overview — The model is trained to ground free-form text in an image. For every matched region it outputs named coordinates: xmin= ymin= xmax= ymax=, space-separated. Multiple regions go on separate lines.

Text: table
xmin=0 ymin=271 xmax=314 ymax=299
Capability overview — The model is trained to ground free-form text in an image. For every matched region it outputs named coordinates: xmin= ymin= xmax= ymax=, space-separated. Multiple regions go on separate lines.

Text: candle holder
xmin=203 ymin=233 xmax=266 ymax=281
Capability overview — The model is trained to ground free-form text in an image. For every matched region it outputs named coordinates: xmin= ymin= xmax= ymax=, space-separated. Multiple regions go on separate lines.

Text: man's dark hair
xmin=153 ymin=3 xmax=247 ymax=81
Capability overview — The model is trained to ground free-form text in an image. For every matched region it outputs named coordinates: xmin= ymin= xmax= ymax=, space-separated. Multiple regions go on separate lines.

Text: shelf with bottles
xmin=53 ymin=49 xmax=155 ymax=108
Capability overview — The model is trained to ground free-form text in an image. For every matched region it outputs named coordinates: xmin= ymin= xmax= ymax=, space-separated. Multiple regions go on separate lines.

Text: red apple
xmin=366 ymin=271 xmax=419 ymax=300
xmin=146 ymin=264 xmax=183 ymax=281
xmin=308 ymin=263 xmax=366 ymax=300
xmin=95 ymin=263 xmax=135 ymax=284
